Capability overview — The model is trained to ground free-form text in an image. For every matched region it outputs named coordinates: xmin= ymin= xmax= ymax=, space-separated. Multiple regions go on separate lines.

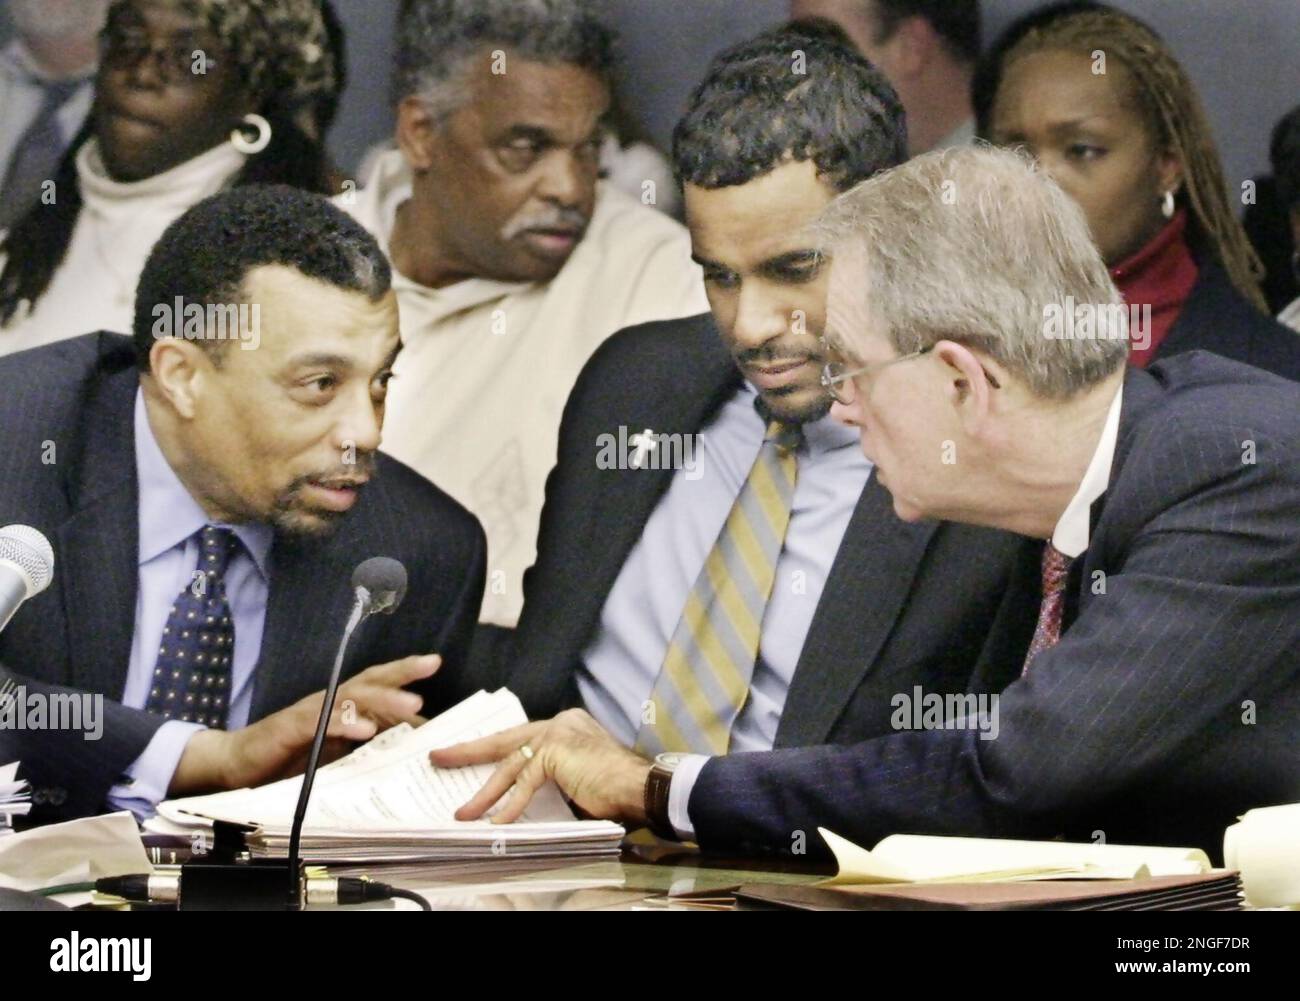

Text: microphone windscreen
xmin=0 ymin=525 xmax=54 ymax=597
xmin=351 ymin=556 xmax=408 ymax=613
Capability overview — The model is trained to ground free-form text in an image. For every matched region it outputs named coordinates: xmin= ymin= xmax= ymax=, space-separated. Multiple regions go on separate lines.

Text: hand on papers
xmin=169 ymin=654 xmax=441 ymax=795
xmin=429 ymin=708 xmax=652 ymax=826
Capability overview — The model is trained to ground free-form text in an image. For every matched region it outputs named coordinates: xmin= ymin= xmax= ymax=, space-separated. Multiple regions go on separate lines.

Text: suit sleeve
xmin=416 ymin=517 xmax=487 ymax=712
xmin=0 ymin=664 xmax=167 ymax=824
xmin=688 ymin=417 xmax=1300 ymax=857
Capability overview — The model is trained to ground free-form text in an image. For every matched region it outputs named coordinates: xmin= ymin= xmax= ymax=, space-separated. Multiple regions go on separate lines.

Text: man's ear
xmin=933 ymin=339 xmax=997 ymax=431
xmin=148 ymin=338 xmax=211 ymax=420
xmin=396 ymin=96 xmax=441 ymax=171
xmin=890 ymin=16 xmax=933 ymax=79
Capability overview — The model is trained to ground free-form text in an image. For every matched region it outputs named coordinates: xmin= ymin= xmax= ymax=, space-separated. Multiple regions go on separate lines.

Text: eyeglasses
xmin=98 ymin=25 xmax=212 ymax=88
xmin=820 ymin=343 xmax=1003 ymax=404
xmin=820 ymin=346 xmax=932 ymax=405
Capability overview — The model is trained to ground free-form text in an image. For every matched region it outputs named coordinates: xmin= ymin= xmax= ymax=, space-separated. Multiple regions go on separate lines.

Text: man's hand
xmin=429 ymin=708 xmax=653 ymax=826
xmin=170 ymin=654 xmax=441 ymax=795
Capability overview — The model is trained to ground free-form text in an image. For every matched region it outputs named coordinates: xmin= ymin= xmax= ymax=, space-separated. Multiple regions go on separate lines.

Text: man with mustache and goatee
xmin=0 ymin=186 xmax=486 ymax=826
xmin=339 ymin=0 xmax=706 ymax=638
xmin=432 ymin=25 xmax=1040 ymax=850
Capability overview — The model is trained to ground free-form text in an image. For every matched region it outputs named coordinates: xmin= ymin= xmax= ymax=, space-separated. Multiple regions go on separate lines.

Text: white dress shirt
xmin=1051 ymin=382 xmax=1124 ymax=558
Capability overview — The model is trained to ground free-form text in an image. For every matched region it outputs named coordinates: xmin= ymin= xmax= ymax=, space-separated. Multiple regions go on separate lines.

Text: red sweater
xmin=1108 ymin=209 xmax=1199 ymax=367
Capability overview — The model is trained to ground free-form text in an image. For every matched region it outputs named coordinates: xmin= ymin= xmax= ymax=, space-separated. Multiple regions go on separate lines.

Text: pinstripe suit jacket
xmin=0 ymin=333 xmax=487 ymax=824
xmin=690 ymin=351 xmax=1300 ymax=861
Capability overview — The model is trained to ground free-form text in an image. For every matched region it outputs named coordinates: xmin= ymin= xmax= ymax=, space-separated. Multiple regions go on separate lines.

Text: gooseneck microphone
xmin=284 ymin=557 xmax=409 ymax=907
xmin=0 ymin=525 xmax=54 ymax=634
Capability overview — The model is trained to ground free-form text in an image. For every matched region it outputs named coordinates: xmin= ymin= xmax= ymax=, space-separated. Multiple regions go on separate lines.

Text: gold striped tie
xmin=635 ymin=420 xmax=800 ymax=755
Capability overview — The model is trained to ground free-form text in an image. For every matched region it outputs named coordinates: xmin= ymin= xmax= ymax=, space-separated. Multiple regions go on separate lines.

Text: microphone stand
xmin=284 ymin=591 xmax=371 ymax=908
xmin=177 ymin=590 xmax=375 ymax=911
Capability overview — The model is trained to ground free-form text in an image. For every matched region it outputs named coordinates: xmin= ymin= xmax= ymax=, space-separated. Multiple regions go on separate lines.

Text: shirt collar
xmin=741 ymin=380 xmax=861 ymax=456
xmin=134 ymin=390 xmax=273 ymax=577
xmin=1051 ymin=382 xmax=1124 ymax=558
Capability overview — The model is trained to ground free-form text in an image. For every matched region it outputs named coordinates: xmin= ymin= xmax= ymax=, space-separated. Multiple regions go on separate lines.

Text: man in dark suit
xmin=434 ymin=146 xmax=1300 ymax=863
xmin=430 ymin=28 xmax=1037 ymax=836
xmin=0 ymin=185 xmax=486 ymax=825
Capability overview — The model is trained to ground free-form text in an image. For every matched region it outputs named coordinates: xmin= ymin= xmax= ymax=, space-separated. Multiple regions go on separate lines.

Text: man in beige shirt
xmin=341 ymin=0 xmax=706 ymax=629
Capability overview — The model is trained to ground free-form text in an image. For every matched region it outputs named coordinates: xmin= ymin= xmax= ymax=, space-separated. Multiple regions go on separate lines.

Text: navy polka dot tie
xmin=144 ymin=526 xmax=239 ymax=728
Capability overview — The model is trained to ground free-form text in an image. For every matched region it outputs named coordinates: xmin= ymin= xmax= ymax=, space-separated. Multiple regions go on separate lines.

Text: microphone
xmin=0 ymin=525 xmax=54 ymax=634
xmin=351 ymin=556 xmax=408 ymax=616
xmin=177 ymin=556 xmax=410 ymax=910
xmin=283 ymin=556 xmax=408 ymax=907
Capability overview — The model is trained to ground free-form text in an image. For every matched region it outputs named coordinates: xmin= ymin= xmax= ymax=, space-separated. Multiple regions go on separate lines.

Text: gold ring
xmin=518 ymin=743 xmax=535 ymax=761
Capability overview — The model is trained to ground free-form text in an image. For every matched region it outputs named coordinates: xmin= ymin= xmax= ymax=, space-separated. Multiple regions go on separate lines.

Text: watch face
xmin=654 ymin=752 xmax=689 ymax=771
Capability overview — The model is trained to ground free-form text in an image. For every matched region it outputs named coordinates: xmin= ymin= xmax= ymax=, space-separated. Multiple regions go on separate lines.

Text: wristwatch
xmin=644 ymin=752 xmax=688 ymax=840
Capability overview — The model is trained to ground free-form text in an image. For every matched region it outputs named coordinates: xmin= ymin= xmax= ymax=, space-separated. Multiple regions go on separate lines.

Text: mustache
xmin=501 ymin=206 xmax=589 ymax=240
xmin=734 ymin=343 xmax=824 ymax=369
xmin=289 ymin=453 xmax=379 ymax=492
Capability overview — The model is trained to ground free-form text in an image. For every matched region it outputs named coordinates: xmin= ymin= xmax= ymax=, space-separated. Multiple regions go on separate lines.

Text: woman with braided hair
xmin=0 ymin=0 xmax=340 ymax=356
xmin=986 ymin=5 xmax=1300 ymax=380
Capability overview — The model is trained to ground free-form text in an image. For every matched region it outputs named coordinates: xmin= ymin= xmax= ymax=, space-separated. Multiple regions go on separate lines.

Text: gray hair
xmin=815 ymin=144 xmax=1130 ymax=400
xmin=393 ymin=0 xmax=617 ymax=120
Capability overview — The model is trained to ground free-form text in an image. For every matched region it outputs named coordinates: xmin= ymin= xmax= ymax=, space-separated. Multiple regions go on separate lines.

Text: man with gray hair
xmin=341 ymin=0 xmax=706 ymax=633
xmin=420 ymin=145 xmax=1300 ymax=862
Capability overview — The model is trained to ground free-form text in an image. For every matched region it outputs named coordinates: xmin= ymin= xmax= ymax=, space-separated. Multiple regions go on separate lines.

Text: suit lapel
xmin=1077 ymin=366 xmax=1163 ymax=619
xmin=62 ymin=354 xmax=140 ymax=701
xmin=60 ymin=488 xmax=138 ymax=701
xmin=249 ymin=524 xmax=363 ymax=721
xmin=566 ymin=342 xmax=740 ymax=661
xmin=776 ymin=476 xmax=939 ymax=747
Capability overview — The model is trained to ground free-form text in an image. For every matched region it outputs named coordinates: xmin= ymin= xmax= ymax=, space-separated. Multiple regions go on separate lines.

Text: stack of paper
xmin=0 ymin=763 xmax=31 ymax=834
xmin=737 ymin=873 xmax=1244 ymax=911
xmin=817 ymin=829 xmax=1213 ymax=883
xmin=153 ymin=690 xmax=625 ymax=863
xmin=734 ymin=829 xmax=1239 ymax=911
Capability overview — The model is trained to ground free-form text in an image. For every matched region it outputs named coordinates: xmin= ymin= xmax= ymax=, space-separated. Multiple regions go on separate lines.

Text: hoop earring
xmin=1161 ymin=190 xmax=1176 ymax=220
xmin=230 ymin=113 xmax=272 ymax=155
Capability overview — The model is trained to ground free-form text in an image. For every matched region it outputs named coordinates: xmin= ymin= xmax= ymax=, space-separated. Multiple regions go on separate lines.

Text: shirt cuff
xmin=106 ymin=720 xmax=206 ymax=819
xmin=666 ymin=754 xmax=710 ymax=841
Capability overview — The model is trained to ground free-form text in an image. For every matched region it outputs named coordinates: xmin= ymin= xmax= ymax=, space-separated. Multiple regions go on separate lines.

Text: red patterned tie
xmin=1021 ymin=542 xmax=1075 ymax=676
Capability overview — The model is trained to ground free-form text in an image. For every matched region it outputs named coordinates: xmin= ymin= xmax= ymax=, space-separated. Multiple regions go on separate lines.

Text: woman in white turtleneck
xmin=0 ymin=136 xmax=246 ymax=354
xmin=0 ymin=0 xmax=339 ymax=357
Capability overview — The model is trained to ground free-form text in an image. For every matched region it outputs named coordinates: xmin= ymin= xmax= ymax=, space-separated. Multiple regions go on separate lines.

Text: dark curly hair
xmin=133 ymin=184 xmax=391 ymax=371
xmin=673 ymin=23 xmax=906 ymax=193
